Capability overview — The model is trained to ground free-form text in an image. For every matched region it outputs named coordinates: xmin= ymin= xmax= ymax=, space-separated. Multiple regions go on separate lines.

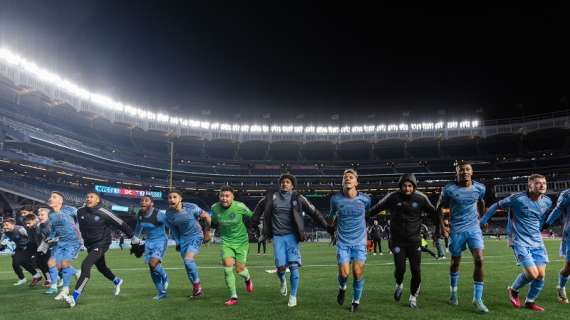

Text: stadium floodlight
xmin=250 ymin=125 xmax=261 ymax=133
xmin=261 ymin=125 xmax=269 ymax=133
xmin=294 ymin=126 xmax=304 ymax=134
xmin=447 ymin=121 xmax=458 ymax=129
xmin=340 ymin=126 xmax=351 ymax=134
xmin=240 ymin=124 xmax=249 ymax=132
xmin=220 ymin=123 xmax=232 ymax=131
xmin=157 ymin=113 xmax=169 ymax=123
xmin=471 ymin=120 xmax=479 ymax=128
xmin=411 ymin=123 xmax=421 ymax=131
xmin=232 ymin=124 xmax=240 ymax=132
xmin=201 ymin=121 xmax=210 ymax=130
xmin=282 ymin=125 xmax=293 ymax=133
xmin=270 ymin=125 xmax=282 ymax=133
xmin=189 ymin=119 xmax=200 ymax=128
xmin=435 ymin=121 xmax=444 ymax=129
xmin=328 ymin=126 xmax=339 ymax=134
xmin=169 ymin=117 xmax=180 ymax=125
xmin=351 ymin=126 xmax=363 ymax=133
xmin=316 ymin=126 xmax=327 ymax=134
xmin=304 ymin=126 xmax=315 ymax=133
xmin=210 ymin=122 xmax=220 ymax=130
xmin=399 ymin=123 xmax=408 ymax=131
xmin=363 ymin=125 xmax=375 ymax=133
xmin=180 ymin=119 xmax=189 ymax=127
xmin=422 ymin=122 xmax=434 ymax=130
xmin=387 ymin=124 xmax=398 ymax=132
xmin=459 ymin=120 xmax=471 ymax=129
xmin=376 ymin=125 xmax=387 ymax=132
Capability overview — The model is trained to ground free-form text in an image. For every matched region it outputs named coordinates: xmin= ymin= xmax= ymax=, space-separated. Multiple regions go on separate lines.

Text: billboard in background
xmin=95 ymin=185 xmax=163 ymax=200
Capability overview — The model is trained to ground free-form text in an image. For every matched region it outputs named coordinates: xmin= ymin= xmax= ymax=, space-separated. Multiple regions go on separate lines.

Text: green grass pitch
xmin=1 ymin=239 xmax=569 ymax=319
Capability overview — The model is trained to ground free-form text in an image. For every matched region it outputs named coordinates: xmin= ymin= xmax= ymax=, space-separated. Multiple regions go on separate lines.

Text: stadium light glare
xmin=0 ymin=47 xmax=483 ymax=136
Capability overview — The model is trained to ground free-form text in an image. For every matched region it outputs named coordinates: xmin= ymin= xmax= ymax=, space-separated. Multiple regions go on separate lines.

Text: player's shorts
xmin=513 ymin=245 xmax=549 ymax=268
xmin=179 ymin=236 xmax=203 ymax=257
xmin=144 ymin=239 xmax=168 ymax=264
xmin=336 ymin=243 xmax=367 ymax=264
xmin=221 ymin=243 xmax=249 ymax=264
xmin=560 ymin=238 xmax=570 ymax=262
xmin=273 ymin=234 xmax=301 ymax=267
xmin=53 ymin=242 xmax=80 ymax=264
xmin=449 ymin=229 xmax=484 ymax=257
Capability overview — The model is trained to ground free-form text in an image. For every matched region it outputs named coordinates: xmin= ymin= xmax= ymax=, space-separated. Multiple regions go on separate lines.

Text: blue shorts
xmin=336 ymin=243 xmax=367 ymax=264
xmin=179 ymin=237 xmax=203 ymax=257
xmin=513 ymin=245 xmax=549 ymax=268
xmin=53 ymin=242 xmax=80 ymax=264
xmin=449 ymin=229 xmax=484 ymax=257
xmin=144 ymin=239 xmax=168 ymax=264
xmin=273 ymin=234 xmax=301 ymax=267
xmin=560 ymin=239 xmax=570 ymax=262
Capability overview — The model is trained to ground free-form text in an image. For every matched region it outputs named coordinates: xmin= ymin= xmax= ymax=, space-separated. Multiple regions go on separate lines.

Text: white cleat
xmin=13 ymin=279 xmax=27 ymax=286
xmin=57 ymin=278 xmax=64 ymax=288
xmin=55 ymin=287 xmax=69 ymax=301
xmin=114 ymin=278 xmax=123 ymax=296
xmin=288 ymin=295 xmax=297 ymax=307
xmin=63 ymin=294 xmax=76 ymax=308
xmin=280 ymin=280 xmax=288 ymax=297
xmin=557 ymin=286 xmax=569 ymax=304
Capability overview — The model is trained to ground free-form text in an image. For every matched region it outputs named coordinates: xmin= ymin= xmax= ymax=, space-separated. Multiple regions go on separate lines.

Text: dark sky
xmin=0 ymin=1 xmax=569 ymax=123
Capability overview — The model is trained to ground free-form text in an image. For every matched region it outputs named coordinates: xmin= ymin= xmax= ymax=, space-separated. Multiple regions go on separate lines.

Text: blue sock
xmin=184 ymin=259 xmax=199 ymax=284
xmin=72 ymin=290 xmax=81 ymax=301
xmin=559 ymin=274 xmax=570 ymax=288
xmin=353 ymin=278 xmax=365 ymax=303
xmin=150 ymin=269 xmax=164 ymax=293
xmin=450 ymin=272 xmax=459 ymax=290
xmin=511 ymin=272 xmax=531 ymax=291
xmin=277 ymin=270 xmax=286 ymax=285
xmin=290 ymin=265 xmax=300 ymax=297
xmin=338 ymin=274 xmax=348 ymax=290
xmin=113 ymin=277 xmax=122 ymax=286
xmin=49 ymin=266 xmax=59 ymax=288
xmin=62 ymin=266 xmax=76 ymax=288
xmin=155 ymin=264 xmax=168 ymax=285
xmin=473 ymin=281 xmax=484 ymax=301
xmin=527 ymin=279 xmax=544 ymax=302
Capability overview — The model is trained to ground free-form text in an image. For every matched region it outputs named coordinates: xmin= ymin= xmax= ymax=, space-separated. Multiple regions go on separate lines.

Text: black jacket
xmin=77 ymin=204 xmax=133 ymax=249
xmin=367 ymin=174 xmax=438 ymax=244
xmin=5 ymin=225 xmax=29 ymax=250
xmin=253 ymin=189 xmax=330 ymax=242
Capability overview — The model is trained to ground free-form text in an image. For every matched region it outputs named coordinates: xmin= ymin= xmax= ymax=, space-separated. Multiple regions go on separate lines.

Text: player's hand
xmin=175 ymin=244 xmax=180 ymax=252
xmin=130 ymin=236 xmax=141 ymax=245
xmin=203 ymin=232 xmax=211 ymax=244
xmin=46 ymin=237 xmax=59 ymax=245
xmin=326 ymin=225 xmax=335 ymax=236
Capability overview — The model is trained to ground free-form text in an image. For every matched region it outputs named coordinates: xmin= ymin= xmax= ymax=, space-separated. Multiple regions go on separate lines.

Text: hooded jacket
xmin=252 ymin=189 xmax=330 ymax=242
xmin=77 ymin=203 xmax=133 ymax=249
xmin=367 ymin=173 xmax=439 ymax=244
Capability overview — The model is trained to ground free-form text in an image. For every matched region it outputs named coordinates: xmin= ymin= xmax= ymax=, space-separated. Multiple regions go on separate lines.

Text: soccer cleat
xmin=153 ymin=292 xmax=168 ymax=301
xmin=409 ymin=295 xmax=417 ymax=308
xmin=280 ymin=280 xmax=288 ymax=296
xmin=507 ymin=287 xmax=521 ymax=308
xmin=55 ymin=287 xmax=69 ymax=300
xmin=43 ymin=280 xmax=52 ymax=288
xmin=337 ymin=288 xmax=346 ymax=305
xmin=30 ymin=275 xmax=42 ymax=287
xmin=380 ymin=252 xmax=384 ymax=256
xmin=350 ymin=302 xmax=359 ymax=312
xmin=557 ymin=286 xmax=569 ymax=304
xmin=245 ymin=278 xmax=254 ymax=293
xmin=192 ymin=283 xmax=204 ymax=298
xmin=472 ymin=299 xmax=489 ymax=313
xmin=13 ymin=279 xmax=27 ymax=286
xmin=45 ymin=286 xmax=58 ymax=295
xmin=449 ymin=289 xmax=458 ymax=305
xmin=373 ymin=253 xmax=377 ymax=256
xmin=288 ymin=295 xmax=297 ymax=307
xmin=57 ymin=278 xmax=64 ymax=288
xmin=224 ymin=297 xmax=238 ymax=306
xmin=113 ymin=278 xmax=123 ymax=296
xmin=63 ymin=294 xmax=76 ymax=308
xmin=524 ymin=301 xmax=544 ymax=312
xmin=394 ymin=284 xmax=404 ymax=301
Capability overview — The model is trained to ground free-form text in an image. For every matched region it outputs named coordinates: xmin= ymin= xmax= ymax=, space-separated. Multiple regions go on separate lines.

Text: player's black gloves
xmin=175 ymin=244 xmax=180 ymax=252
xmin=540 ymin=223 xmax=550 ymax=232
xmin=130 ymin=243 xmax=145 ymax=258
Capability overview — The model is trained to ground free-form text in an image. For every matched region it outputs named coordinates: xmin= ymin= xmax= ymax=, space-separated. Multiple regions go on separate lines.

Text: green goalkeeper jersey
xmin=211 ymin=200 xmax=253 ymax=246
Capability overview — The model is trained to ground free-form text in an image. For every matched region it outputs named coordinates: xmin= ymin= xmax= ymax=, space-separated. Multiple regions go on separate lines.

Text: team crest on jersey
xmin=396 ymin=202 xmax=403 ymax=207
xmin=94 ymin=216 xmax=100 ymax=222
xmin=392 ymin=246 xmax=400 ymax=253
xmin=293 ymin=200 xmax=297 ymax=206
xmin=229 ymin=213 xmax=236 ymax=220
xmin=411 ymin=202 xmax=419 ymax=208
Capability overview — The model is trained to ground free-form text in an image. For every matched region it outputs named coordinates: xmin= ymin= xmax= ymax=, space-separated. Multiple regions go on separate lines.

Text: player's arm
xmin=543 ymin=194 xmax=566 ymax=230
xmin=481 ymin=195 xmax=512 ymax=227
xmin=435 ymin=190 xmax=449 ymax=235
xmin=99 ymin=207 xmax=134 ymax=238
xmin=251 ymin=196 xmax=267 ymax=226
xmin=299 ymin=194 xmax=332 ymax=232
xmin=198 ymin=209 xmax=212 ymax=242
xmin=367 ymin=192 xmax=394 ymax=218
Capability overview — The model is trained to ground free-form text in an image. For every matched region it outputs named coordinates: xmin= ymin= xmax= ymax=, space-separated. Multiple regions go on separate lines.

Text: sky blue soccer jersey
xmin=134 ymin=208 xmax=168 ymax=242
xmin=546 ymin=189 xmax=570 ymax=238
xmin=165 ymin=203 xmax=204 ymax=242
xmin=329 ymin=192 xmax=371 ymax=246
xmin=49 ymin=205 xmax=80 ymax=243
xmin=440 ymin=181 xmax=485 ymax=233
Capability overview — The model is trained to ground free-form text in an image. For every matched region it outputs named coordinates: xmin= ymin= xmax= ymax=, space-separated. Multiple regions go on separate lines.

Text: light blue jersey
xmin=484 ymin=192 xmax=552 ymax=248
xmin=49 ymin=205 xmax=80 ymax=244
xmin=135 ymin=208 xmax=168 ymax=242
xmin=165 ymin=203 xmax=204 ymax=243
xmin=330 ymin=192 xmax=371 ymax=246
xmin=546 ymin=189 xmax=570 ymax=238
xmin=440 ymin=181 xmax=485 ymax=234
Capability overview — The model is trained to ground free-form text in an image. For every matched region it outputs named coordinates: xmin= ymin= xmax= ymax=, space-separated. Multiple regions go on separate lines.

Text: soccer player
xmin=131 ymin=195 xmax=169 ymax=300
xmin=436 ymin=161 xmax=488 ymax=313
xmin=367 ymin=173 xmax=438 ymax=308
xmin=24 ymin=213 xmax=51 ymax=287
xmin=36 ymin=207 xmax=53 ymax=287
xmin=481 ymin=174 xmax=552 ymax=311
xmin=257 ymin=221 xmax=266 ymax=255
xmin=544 ymin=188 xmax=570 ymax=304
xmin=253 ymin=173 xmax=333 ymax=307
xmin=45 ymin=191 xmax=81 ymax=300
xmin=64 ymin=192 xmax=134 ymax=308
xmin=331 ymin=169 xmax=371 ymax=312
xmin=2 ymin=218 xmax=42 ymax=286
xmin=164 ymin=190 xmax=211 ymax=298
xmin=370 ymin=220 xmax=383 ymax=255
xmin=211 ymin=186 xmax=254 ymax=306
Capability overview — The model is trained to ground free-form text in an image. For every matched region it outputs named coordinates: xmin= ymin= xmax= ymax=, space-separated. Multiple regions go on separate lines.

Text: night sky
xmin=0 ymin=1 xmax=569 ymax=123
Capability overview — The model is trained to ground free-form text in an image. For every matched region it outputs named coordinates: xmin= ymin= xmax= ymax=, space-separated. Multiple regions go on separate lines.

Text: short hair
xmin=18 ymin=205 xmax=35 ymax=214
xmin=141 ymin=195 xmax=154 ymax=201
xmin=528 ymin=174 xmax=546 ymax=183
xmin=454 ymin=160 xmax=471 ymax=168
xmin=24 ymin=213 xmax=38 ymax=222
xmin=219 ymin=185 xmax=235 ymax=195
xmin=343 ymin=168 xmax=358 ymax=178
xmin=3 ymin=218 xmax=16 ymax=225
xmin=51 ymin=191 xmax=65 ymax=200
xmin=167 ymin=190 xmax=183 ymax=197
xmin=37 ymin=207 xmax=50 ymax=215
